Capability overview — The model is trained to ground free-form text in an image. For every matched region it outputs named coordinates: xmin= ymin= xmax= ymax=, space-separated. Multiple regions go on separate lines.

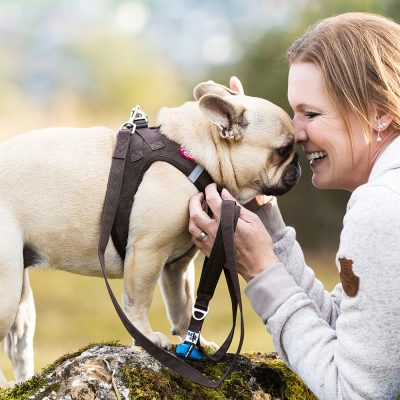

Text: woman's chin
xmin=311 ymin=174 xmax=331 ymax=189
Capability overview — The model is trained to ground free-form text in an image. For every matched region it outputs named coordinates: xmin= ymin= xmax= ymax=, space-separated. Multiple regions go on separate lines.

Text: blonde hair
xmin=287 ymin=12 xmax=400 ymax=144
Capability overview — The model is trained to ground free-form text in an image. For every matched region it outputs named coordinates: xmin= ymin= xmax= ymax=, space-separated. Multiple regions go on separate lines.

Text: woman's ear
xmin=372 ymin=110 xmax=394 ymax=132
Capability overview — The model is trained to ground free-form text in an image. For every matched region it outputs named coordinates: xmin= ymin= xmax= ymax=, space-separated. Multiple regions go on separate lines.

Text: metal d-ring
xmin=192 ymin=305 xmax=209 ymax=321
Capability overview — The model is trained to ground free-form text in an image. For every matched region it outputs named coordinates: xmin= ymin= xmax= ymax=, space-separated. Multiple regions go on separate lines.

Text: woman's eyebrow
xmin=295 ymin=103 xmax=313 ymax=111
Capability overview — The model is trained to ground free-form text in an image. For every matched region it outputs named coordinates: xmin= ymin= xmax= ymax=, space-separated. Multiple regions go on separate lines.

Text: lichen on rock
xmin=0 ymin=343 xmax=316 ymax=399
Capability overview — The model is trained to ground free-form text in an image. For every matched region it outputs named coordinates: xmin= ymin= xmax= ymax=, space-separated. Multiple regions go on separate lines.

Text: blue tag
xmin=175 ymin=343 xmax=205 ymax=360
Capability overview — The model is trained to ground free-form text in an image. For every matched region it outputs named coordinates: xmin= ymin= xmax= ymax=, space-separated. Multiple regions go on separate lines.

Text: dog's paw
xmin=148 ymin=332 xmax=171 ymax=350
xmin=199 ymin=336 xmax=219 ymax=351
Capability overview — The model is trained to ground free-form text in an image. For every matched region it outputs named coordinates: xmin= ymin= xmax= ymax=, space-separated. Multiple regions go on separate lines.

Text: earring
xmin=376 ymin=122 xmax=387 ymax=142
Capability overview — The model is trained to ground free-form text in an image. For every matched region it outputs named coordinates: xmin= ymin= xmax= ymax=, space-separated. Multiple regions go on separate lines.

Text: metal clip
xmin=192 ymin=305 xmax=209 ymax=321
xmin=120 ymin=105 xmax=148 ymax=131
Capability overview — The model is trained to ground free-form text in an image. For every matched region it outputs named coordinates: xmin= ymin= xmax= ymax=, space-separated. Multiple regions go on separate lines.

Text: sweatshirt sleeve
xmin=254 ymin=199 xmax=342 ymax=327
xmin=247 ymin=185 xmax=400 ymax=399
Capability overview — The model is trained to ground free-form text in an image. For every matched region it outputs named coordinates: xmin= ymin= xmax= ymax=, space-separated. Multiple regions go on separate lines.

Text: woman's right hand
xmin=189 ymin=184 xmax=279 ymax=283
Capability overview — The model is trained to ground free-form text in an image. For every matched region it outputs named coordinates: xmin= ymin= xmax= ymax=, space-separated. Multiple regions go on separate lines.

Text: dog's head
xmin=194 ymin=81 xmax=301 ymax=203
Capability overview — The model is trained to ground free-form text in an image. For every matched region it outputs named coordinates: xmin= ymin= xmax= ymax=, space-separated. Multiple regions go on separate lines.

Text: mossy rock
xmin=0 ymin=343 xmax=316 ymax=399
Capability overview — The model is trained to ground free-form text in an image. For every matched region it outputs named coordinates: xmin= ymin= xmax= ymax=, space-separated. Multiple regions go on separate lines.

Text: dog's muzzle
xmin=262 ymin=152 xmax=301 ymax=196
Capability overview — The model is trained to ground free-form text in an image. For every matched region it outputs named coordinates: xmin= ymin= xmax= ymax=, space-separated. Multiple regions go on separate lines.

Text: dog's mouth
xmin=261 ymin=155 xmax=301 ymax=196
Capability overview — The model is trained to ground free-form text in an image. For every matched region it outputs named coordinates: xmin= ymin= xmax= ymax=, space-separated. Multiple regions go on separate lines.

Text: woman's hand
xmin=188 ymin=184 xmax=279 ymax=283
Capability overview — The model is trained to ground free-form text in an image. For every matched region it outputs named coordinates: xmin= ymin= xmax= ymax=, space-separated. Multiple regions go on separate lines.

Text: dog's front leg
xmin=160 ymin=255 xmax=219 ymax=351
xmin=159 ymin=255 xmax=195 ymax=340
xmin=122 ymin=247 xmax=171 ymax=349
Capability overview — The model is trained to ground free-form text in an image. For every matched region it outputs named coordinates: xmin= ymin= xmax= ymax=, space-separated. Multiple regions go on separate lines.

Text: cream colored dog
xmin=0 ymin=80 xmax=299 ymax=385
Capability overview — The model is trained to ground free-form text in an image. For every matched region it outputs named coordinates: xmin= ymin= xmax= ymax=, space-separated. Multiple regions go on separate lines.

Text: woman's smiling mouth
xmin=306 ymin=151 xmax=328 ymax=165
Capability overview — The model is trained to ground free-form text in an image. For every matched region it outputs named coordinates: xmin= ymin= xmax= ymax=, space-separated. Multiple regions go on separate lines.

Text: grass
xmin=0 ymin=250 xmax=339 ymax=381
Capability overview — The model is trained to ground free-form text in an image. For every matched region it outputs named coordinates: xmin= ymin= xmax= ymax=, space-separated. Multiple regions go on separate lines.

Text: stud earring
xmin=377 ymin=122 xmax=387 ymax=142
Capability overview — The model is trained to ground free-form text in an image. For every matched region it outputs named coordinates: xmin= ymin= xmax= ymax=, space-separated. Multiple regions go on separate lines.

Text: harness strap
xmin=136 ymin=127 xmax=166 ymax=150
xmin=98 ymin=126 xmax=244 ymax=388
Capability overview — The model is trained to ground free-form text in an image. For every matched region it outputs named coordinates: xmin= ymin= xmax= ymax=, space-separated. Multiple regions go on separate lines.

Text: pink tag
xmin=179 ymin=146 xmax=194 ymax=161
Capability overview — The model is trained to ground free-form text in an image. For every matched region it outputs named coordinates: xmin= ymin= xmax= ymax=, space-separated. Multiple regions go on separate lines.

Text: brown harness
xmin=111 ymin=124 xmax=212 ymax=260
xmin=98 ymin=107 xmax=244 ymax=388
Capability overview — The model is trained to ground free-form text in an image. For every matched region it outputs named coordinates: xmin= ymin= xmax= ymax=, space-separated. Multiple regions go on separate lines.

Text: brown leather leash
xmin=98 ymin=107 xmax=244 ymax=388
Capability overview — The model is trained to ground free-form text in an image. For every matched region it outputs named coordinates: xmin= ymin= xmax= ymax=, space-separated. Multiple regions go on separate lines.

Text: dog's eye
xmin=277 ymin=143 xmax=293 ymax=157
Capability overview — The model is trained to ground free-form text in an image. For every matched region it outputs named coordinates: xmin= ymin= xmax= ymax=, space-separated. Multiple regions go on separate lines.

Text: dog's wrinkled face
xmin=195 ymin=81 xmax=301 ymax=203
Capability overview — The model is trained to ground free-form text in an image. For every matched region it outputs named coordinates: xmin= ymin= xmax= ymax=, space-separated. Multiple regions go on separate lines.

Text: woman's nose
xmin=292 ymin=115 xmax=308 ymax=143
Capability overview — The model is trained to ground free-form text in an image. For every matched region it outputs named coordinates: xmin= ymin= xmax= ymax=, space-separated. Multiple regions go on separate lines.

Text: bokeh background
xmin=1 ymin=0 xmax=398 ymax=380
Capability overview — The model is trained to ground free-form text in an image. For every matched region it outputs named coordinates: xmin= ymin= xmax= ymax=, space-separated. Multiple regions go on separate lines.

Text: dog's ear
xmin=199 ymin=94 xmax=246 ymax=140
xmin=193 ymin=81 xmax=238 ymax=101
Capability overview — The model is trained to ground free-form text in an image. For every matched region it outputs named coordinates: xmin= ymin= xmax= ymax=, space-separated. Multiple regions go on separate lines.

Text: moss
xmin=268 ymin=359 xmax=316 ymax=399
xmin=121 ymin=351 xmax=252 ymax=400
xmin=0 ymin=375 xmax=49 ymax=400
xmin=120 ymin=349 xmax=316 ymax=399
xmin=41 ymin=339 xmax=123 ymax=375
xmin=121 ymin=365 xmax=252 ymax=400
xmin=250 ymin=354 xmax=316 ymax=400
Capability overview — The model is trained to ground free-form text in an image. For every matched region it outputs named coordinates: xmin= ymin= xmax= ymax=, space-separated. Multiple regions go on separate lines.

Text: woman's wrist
xmin=242 ymin=254 xmax=279 ymax=283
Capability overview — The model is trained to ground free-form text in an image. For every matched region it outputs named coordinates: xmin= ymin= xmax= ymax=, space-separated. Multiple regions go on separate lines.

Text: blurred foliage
xmin=71 ymin=32 xmax=189 ymax=119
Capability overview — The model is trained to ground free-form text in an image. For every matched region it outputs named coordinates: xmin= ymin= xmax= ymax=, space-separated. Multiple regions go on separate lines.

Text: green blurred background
xmin=1 ymin=0 xmax=399 ymax=380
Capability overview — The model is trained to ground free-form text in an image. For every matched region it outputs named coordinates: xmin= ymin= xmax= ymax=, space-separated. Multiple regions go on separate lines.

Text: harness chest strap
xmin=98 ymin=124 xmax=244 ymax=388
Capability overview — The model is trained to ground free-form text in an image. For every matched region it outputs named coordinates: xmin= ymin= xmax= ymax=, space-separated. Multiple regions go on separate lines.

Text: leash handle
xmin=98 ymin=128 xmax=244 ymax=388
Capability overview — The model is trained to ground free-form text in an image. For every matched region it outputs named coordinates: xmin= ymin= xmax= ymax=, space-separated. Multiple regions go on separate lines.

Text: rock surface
xmin=0 ymin=342 xmax=317 ymax=400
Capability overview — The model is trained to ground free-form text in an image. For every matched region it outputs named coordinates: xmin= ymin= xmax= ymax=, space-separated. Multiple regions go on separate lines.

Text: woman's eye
xmin=304 ymin=111 xmax=320 ymax=119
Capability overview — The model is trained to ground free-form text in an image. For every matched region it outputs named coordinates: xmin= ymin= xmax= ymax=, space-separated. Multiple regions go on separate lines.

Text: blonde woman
xmin=189 ymin=13 xmax=400 ymax=399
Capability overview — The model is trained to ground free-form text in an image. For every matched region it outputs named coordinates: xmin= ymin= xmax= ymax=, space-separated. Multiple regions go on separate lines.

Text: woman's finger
xmin=189 ymin=191 xmax=214 ymax=232
xmin=204 ymin=183 xmax=223 ymax=221
xmin=221 ymin=188 xmax=257 ymax=223
xmin=220 ymin=187 xmax=237 ymax=202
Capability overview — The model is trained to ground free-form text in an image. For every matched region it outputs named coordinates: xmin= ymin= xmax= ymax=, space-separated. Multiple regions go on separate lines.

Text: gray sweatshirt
xmin=246 ymin=136 xmax=400 ymax=399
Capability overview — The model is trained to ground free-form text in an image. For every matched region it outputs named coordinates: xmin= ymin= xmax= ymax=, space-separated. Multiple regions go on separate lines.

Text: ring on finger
xmin=195 ymin=231 xmax=208 ymax=242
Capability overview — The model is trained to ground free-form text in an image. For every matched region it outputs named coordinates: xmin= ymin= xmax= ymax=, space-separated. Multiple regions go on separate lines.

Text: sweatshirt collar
xmin=368 ymin=135 xmax=400 ymax=182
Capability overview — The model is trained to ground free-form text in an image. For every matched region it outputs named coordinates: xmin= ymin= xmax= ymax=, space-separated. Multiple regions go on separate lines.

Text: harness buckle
xmin=192 ymin=305 xmax=209 ymax=321
xmin=120 ymin=105 xmax=149 ymax=131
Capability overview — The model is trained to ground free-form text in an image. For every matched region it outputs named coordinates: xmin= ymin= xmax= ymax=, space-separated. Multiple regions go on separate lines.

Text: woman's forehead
xmin=288 ymin=62 xmax=331 ymax=111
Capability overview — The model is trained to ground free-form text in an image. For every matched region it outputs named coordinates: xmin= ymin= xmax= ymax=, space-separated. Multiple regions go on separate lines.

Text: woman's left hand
xmin=188 ymin=184 xmax=279 ymax=282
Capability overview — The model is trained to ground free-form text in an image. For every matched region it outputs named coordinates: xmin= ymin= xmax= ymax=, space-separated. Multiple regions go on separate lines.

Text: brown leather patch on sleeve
xmin=339 ymin=257 xmax=359 ymax=297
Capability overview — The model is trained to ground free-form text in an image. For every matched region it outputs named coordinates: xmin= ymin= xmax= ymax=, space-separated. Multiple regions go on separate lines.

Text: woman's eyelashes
xmin=304 ymin=111 xmax=320 ymax=119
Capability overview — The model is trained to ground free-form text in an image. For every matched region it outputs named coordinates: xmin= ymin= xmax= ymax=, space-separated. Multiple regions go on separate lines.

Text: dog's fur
xmin=0 ymin=81 xmax=300 ymax=385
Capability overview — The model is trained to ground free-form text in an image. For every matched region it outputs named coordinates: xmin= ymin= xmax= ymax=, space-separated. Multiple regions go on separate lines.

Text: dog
xmin=0 ymin=79 xmax=300 ymax=385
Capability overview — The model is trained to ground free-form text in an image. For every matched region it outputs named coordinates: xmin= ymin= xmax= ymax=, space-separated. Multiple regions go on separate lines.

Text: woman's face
xmin=288 ymin=62 xmax=372 ymax=191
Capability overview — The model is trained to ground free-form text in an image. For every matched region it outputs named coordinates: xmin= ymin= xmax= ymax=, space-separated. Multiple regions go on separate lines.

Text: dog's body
xmin=0 ymin=81 xmax=300 ymax=385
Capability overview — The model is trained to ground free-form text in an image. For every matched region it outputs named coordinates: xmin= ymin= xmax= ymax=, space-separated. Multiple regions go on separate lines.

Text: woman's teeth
xmin=306 ymin=151 xmax=328 ymax=163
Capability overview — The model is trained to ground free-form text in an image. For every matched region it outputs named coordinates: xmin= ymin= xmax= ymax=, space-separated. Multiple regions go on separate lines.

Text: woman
xmin=189 ymin=13 xmax=400 ymax=399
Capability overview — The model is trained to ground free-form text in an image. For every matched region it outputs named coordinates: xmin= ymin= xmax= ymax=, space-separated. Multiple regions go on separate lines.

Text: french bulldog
xmin=0 ymin=79 xmax=300 ymax=385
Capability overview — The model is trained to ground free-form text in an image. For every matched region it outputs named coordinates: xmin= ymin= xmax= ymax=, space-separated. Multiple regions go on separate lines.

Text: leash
xmin=98 ymin=106 xmax=244 ymax=388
